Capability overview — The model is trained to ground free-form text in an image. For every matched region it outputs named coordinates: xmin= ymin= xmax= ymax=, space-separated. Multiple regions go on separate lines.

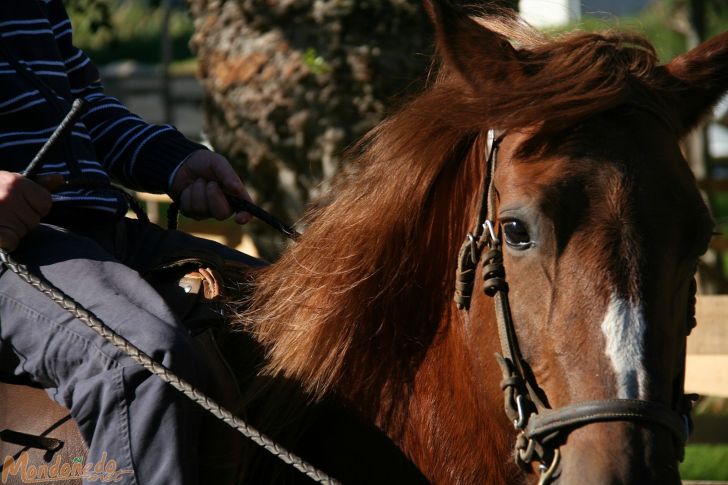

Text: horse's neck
xmin=374 ymin=309 xmax=523 ymax=484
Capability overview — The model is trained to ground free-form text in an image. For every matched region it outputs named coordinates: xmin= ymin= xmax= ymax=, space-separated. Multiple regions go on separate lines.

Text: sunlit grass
xmin=550 ymin=1 xmax=728 ymax=62
xmin=681 ymin=444 xmax=728 ymax=480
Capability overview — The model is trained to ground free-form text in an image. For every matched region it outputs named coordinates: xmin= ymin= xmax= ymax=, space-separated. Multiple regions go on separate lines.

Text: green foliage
xmin=554 ymin=0 xmax=728 ymax=62
xmin=66 ymin=0 xmax=194 ymax=65
xmin=680 ymin=444 xmax=728 ymax=480
xmin=681 ymin=400 xmax=728 ymax=480
xmin=64 ymin=0 xmax=112 ymax=34
xmin=302 ymin=48 xmax=332 ymax=76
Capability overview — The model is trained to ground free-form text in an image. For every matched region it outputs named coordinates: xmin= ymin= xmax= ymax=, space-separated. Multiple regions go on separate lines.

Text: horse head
xmin=427 ymin=1 xmax=727 ymax=483
xmin=240 ymin=2 xmax=728 ymax=484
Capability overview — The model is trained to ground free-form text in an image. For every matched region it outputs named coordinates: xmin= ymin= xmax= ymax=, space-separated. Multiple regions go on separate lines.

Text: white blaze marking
xmin=600 ymin=294 xmax=648 ymax=399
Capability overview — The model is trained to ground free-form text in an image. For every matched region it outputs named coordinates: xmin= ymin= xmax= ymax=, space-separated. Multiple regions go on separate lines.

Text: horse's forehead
xmin=495 ymin=123 xmax=707 ymax=274
xmin=496 ymin=121 xmax=692 ymax=212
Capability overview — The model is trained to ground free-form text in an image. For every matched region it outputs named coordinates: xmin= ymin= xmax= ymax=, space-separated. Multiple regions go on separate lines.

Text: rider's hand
xmin=169 ymin=150 xmax=253 ymax=224
xmin=0 ymin=171 xmax=62 ymax=251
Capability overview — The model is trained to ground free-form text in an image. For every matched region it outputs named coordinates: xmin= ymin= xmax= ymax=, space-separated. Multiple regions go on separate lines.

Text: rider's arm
xmin=45 ymin=0 xmax=252 ymax=222
xmin=45 ymin=0 xmax=204 ymax=195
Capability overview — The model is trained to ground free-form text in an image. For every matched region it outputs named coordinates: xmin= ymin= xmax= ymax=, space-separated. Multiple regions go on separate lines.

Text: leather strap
xmin=455 ymin=129 xmax=695 ymax=483
xmin=524 ymin=399 xmax=688 ymax=445
xmin=0 ymin=429 xmax=63 ymax=451
xmin=454 ymin=131 xmax=503 ymax=310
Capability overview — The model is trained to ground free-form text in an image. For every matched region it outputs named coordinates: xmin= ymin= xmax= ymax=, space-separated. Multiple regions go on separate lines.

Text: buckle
xmin=483 ymin=220 xmax=499 ymax=246
xmin=514 ymin=394 xmax=528 ymax=429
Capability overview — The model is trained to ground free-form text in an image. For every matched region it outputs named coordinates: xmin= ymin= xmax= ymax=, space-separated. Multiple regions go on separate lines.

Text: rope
xmin=12 ymin=95 xmax=319 ymax=482
xmin=0 ymin=249 xmax=340 ymax=485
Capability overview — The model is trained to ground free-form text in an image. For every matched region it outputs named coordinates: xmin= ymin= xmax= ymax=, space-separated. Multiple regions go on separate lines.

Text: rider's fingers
xmin=179 ymin=188 xmax=205 ymax=220
xmin=0 ymin=212 xmax=30 ymax=251
xmin=234 ymin=211 xmax=252 ymax=225
xmin=229 ymin=185 xmax=253 ymax=224
xmin=189 ymin=178 xmax=209 ymax=218
xmin=17 ymin=177 xmax=53 ymax=217
xmin=0 ymin=172 xmax=47 ymax=252
xmin=178 ymin=178 xmax=209 ymax=220
xmin=9 ymin=202 xmax=42 ymax=233
xmin=205 ymin=181 xmax=232 ymax=221
xmin=196 ymin=151 xmax=246 ymax=197
xmin=186 ymin=151 xmax=253 ymax=205
xmin=0 ymin=225 xmax=20 ymax=251
xmin=179 ymin=185 xmax=193 ymax=220
xmin=34 ymin=174 xmax=65 ymax=193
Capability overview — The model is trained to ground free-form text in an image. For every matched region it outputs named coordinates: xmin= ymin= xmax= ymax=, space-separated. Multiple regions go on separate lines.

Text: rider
xmin=0 ymin=1 xmax=257 ymax=484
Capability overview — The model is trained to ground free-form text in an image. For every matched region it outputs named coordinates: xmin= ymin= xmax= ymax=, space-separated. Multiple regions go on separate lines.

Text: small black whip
xmin=224 ymin=192 xmax=301 ymax=240
xmin=167 ymin=194 xmax=301 ymax=241
xmin=23 ymin=98 xmax=86 ymax=179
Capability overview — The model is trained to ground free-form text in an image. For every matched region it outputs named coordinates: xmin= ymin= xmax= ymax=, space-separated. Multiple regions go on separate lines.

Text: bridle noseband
xmin=454 ymin=131 xmax=697 ymax=484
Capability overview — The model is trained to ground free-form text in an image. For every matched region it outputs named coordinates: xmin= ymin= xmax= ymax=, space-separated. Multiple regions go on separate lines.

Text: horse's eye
xmin=502 ymin=220 xmax=533 ymax=250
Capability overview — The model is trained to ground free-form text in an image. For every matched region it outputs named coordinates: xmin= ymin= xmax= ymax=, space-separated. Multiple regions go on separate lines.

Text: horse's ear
xmin=660 ymin=31 xmax=728 ymax=134
xmin=424 ymin=0 xmax=519 ymax=90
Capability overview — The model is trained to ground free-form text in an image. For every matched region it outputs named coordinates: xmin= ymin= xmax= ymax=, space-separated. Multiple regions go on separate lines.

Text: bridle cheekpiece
xmin=454 ymin=130 xmax=697 ymax=485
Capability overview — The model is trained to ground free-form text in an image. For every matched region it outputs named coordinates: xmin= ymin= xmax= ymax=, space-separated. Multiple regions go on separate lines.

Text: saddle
xmin=0 ymin=254 xmax=260 ymax=485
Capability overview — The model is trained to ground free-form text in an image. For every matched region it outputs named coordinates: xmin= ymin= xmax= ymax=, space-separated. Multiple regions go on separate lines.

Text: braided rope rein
xmin=0 ymin=249 xmax=339 ymax=485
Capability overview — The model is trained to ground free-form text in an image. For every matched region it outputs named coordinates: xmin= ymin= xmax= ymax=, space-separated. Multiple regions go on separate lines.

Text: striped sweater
xmin=0 ymin=0 xmax=205 ymax=220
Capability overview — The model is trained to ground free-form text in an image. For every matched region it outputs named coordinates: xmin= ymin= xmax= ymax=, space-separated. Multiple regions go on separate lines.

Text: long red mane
xmin=227 ymin=7 xmax=728 ymax=482
xmin=235 ymin=16 xmax=670 ymax=405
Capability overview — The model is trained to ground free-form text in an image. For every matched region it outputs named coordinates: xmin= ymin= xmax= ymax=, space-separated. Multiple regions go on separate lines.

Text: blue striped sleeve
xmin=45 ymin=0 xmax=205 ymax=194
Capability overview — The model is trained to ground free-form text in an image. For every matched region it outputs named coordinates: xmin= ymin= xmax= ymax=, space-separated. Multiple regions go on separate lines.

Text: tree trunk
xmin=188 ymin=0 xmax=438 ymax=257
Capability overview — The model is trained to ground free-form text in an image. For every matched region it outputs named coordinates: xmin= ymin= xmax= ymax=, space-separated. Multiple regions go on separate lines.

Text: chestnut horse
xmin=233 ymin=2 xmax=727 ymax=483
xmin=3 ymin=1 xmax=728 ymax=484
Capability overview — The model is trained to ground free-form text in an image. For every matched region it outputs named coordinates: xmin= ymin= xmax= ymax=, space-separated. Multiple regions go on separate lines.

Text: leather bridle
xmin=454 ymin=130 xmax=697 ymax=484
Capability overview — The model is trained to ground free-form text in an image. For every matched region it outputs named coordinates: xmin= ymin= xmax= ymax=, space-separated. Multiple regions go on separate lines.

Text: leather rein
xmin=454 ymin=131 xmax=697 ymax=484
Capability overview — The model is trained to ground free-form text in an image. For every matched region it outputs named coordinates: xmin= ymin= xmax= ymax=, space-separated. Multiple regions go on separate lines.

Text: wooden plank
xmin=690 ymin=296 xmax=728 ymax=355
xmin=685 ymin=355 xmax=728 ymax=398
xmin=686 ymin=297 xmax=728 ymax=397
xmin=135 ymin=192 xmax=172 ymax=203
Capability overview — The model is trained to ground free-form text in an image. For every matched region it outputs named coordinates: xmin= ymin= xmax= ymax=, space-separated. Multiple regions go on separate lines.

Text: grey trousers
xmin=0 ymin=218 xmax=261 ymax=485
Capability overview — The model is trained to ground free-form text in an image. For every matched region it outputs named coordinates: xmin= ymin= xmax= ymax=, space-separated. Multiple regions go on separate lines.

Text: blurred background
xmin=65 ymin=1 xmax=727 ymax=481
